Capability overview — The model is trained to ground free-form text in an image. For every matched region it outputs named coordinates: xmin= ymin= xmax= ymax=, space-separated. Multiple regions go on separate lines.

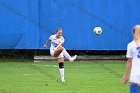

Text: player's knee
xmin=58 ymin=47 xmax=64 ymax=51
xmin=60 ymin=47 xmax=64 ymax=51
xmin=59 ymin=62 xmax=64 ymax=68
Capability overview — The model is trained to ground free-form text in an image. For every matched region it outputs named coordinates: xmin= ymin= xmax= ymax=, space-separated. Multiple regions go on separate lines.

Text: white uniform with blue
xmin=126 ymin=41 xmax=140 ymax=85
xmin=49 ymin=34 xmax=65 ymax=58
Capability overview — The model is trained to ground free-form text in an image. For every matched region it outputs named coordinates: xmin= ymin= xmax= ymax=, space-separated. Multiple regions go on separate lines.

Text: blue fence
xmin=0 ymin=0 xmax=140 ymax=50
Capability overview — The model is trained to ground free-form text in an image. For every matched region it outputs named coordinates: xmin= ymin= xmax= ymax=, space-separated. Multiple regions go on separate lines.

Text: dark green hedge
xmin=0 ymin=49 xmax=126 ymax=59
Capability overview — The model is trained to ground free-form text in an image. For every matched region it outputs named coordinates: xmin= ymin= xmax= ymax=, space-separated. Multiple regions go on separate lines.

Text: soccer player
xmin=44 ymin=28 xmax=77 ymax=82
xmin=122 ymin=25 xmax=140 ymax=93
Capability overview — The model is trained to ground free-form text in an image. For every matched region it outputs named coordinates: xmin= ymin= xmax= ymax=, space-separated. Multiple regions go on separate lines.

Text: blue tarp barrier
xmin=0 ymin=0 xmax=140 ymax=50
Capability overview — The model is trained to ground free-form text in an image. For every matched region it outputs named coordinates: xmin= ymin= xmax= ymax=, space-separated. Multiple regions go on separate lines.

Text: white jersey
xmin=126 ymin=41 xmax=140 ymax=84
xmin=49 ymin=34 xmax=65 ymax=49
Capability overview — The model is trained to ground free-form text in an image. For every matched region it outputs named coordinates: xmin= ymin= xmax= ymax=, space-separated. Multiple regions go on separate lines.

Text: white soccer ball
xmin=93 ymin=27 xmax=102 ymax=35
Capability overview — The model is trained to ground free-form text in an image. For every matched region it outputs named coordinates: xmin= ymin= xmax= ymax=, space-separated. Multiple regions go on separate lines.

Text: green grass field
xmin=0 ymin=61 xmax=129 ymax=93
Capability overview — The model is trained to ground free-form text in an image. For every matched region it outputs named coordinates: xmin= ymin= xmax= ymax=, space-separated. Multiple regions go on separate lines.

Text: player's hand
xmin=44 ymin=45 xmax=47 ymax=48
xmin=122 ymin=75 xmax=128 ymax=84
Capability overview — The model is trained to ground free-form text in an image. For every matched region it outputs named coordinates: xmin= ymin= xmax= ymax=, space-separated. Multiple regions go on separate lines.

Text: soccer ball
xmin=93 ymin=27 xmax=102 ymax=35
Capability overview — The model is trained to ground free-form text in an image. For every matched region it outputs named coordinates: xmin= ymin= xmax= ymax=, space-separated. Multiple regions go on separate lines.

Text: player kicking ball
xmin=44 ymin=28 xmax=77 ymax=82
xmin=122 ymin=25 xmax=140 ymax=93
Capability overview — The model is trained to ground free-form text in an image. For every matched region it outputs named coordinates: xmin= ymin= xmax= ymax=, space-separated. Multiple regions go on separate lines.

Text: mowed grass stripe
xmin=0 ymin=61 xmax=129 ymax=93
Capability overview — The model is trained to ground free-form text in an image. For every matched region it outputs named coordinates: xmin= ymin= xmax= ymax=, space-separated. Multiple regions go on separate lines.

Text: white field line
xmin=32 ymin=64 xmax=84 ymax=68
xmin=32 ymin=64 xmax=59 ymax=67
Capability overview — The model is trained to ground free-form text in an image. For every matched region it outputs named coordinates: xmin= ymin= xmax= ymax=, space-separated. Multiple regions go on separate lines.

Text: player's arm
xmin=55 ymin=37 xmax=65 ymax=49
xmin=122 ymin=58 xmax=132 ymax=84
xmin=44 ymin=39 xmax=51 ymax=48
xmin=55 ymin=42 xmax=64 ymax=49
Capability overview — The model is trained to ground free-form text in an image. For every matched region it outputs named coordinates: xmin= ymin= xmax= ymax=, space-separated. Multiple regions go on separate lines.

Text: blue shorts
xmin=130 ymin=84 xmax=140 ymax=93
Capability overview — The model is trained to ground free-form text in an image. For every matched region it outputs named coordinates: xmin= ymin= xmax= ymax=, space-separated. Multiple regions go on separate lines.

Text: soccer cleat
xmin=61 ymin=79 xmax=65 ymax=83
xmin=70 ymin=55 xmax=77 ymax=62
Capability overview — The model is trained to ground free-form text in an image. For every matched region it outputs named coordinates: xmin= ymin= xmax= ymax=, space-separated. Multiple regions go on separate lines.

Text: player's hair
xmin=56 ymin=28 xmax=62 ymax=33
xmin=133 ymin=25 xmax=140 ymax=41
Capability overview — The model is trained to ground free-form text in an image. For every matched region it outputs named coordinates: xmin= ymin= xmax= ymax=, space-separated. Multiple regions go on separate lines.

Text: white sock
xmin=62 ymin=49 xmax=72 ymax=61
xmin=59 ymin=68 xmax=64 ymax=80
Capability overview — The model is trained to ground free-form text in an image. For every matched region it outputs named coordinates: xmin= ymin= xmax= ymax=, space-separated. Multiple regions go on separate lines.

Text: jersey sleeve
xmin=126 ymin=43 xmax=133 ymax=58
xmin=49 ymin=35 xmax=53 ymax=40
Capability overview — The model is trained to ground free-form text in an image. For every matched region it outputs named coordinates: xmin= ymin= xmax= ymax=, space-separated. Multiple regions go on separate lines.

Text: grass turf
xmin=0 ymin=61 xmax=129 ymax=93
